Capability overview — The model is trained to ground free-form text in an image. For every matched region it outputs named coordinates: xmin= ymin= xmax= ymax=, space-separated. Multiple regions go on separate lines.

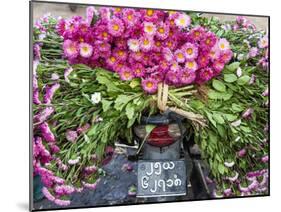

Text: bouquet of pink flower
xmin=32 ymin=7 xmax=269 ymax=205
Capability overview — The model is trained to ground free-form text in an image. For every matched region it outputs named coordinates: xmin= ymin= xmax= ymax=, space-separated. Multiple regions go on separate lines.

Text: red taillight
xmin=147 ymin=125 xmax=174 ymax=147
xmin=134 ymin=124 xmax=182 ymax=147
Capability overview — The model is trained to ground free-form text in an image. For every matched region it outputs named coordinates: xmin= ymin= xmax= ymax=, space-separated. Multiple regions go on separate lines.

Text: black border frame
xmin=29 ymin=0 xmax=270 ymax=211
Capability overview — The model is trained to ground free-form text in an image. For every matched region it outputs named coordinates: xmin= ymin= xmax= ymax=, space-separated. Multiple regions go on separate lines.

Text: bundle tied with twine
xmin=157 ymin=83 xmax=207 ymax=128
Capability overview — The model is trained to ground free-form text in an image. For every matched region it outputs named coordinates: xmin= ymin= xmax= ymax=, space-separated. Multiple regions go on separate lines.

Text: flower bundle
xmin=33 ymin=7 xmax=269 ymax=206
xmin=57 ymin=7 xmax=232 ymax=93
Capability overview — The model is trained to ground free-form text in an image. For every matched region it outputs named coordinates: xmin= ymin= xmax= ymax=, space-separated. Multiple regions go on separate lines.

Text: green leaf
xmin=125 ymin=103 xmax=135 ymax=120
xmin=129 ymin=78 xmax=141 ymax=89
xmin=208 ymin=89 xmax=219 ymax=100
xmin=213 ymin=113 xmax=225 ymax=124
xmin=212 ymin=80 xmax=226 ymax=92
xmin=190 ymin=100 xmax=205 ymax=110
xmin=206 ymin=111 xmax=216 ymax=127
xmin=240 ymin=126 xmax=251 ymax=133
xmin=218 ymin=163 xmax=225 ymax=174
xmin=227 ymin=62 xmax=240 ymax=72
xmin=114 ymin=95 xmax=131 ymax=111
xmin=224 ymin=114 xmax=238 ymax=122
xmin=232 ymin=103 xmax=244 ymax=112
xmin=217 ymin=125 xmax=226 ymax=138
xmin=101 ymin=99 xmax=112 ymax=112
xmin=237 ymin=75 xmax=251 ymax=85
xmin=224 ymin=74 xmax=238 ymax=83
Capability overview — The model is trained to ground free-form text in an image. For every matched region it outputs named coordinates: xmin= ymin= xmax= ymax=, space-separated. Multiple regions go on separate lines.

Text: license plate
xmin=137 ymin=160 xmax=186 ymax=197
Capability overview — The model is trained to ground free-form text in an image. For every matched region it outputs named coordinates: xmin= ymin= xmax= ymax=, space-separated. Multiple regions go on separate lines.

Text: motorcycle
xmin=128 ymin=110 xmax=212 ymax=202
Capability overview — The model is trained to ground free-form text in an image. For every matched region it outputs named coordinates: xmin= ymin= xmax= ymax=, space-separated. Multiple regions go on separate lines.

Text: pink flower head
xmin=174 ymin=49 xmax=186 ymax=63
xmin=182 ymin=43 xmax=198 ymax=60
xmin=219 ymin=49 xmax=233 ymax=63
xmin=212 ymin=60 xmax=225 ymax=74
xmin=56 ymin=18 xmax=66 ymax=36
xmin=170 ymin=61 xmax=180 ymax=72
xmin=237 ymin=148 xmax=247 ymax=157
xmin=156 ymin=22 xmax=170 ymax=40
xmin=40 ymin=122 xmax=55 ymax=143
xmin=164 ymin=38 xmax=178 ymax=50
xmin=99 ymin=7 xmax=111 ymax=22
xmin=217 ymin=38 xmax=230 ymax=51
xmin=261 ymin=155 xmax=269 ymax=163
xmin=141 ymin=78 xmax=158 ymax=94
xmin=180 ymin=69 xmax=196 ymax=85
xmin=43 ymin=83 xmax=60 ymax=104
xmin=63 ymin=40 xmax=79 ymax=59
xmin=123 ymin=8 xmax=140 ymax=27
xmin=190 ymin=26 xmax=205 ymax=41
xmin=166 ymin=70 xmax=180 ymax=85
xmin=258 ymin=36 xmax=268 ymax=48
xmin=107 ymin=18 xmax=125 ymax=37
xmin=112 ymin=7 xmax=123 ymax=16
xmin=42 ymin=187 xmax=55 ymax=202
xmin=54 ymin=199 xmax=71 ymax=206
xmin=113 ymin=48 xmax=128 ymax=61
xmin=242 ymin=108 xmax=254 ymax=119
xmin=66 ymin=130 xmax=78 ymax=143
xmin=128 ymin=38 xmax=140 ymax=52
xmin=163 ymin=47 xmax=174 ymax=62
xmin=143 ymin=22 xmax=157 ymax=36
xmin=106 ymin=55 xmax=118 ymax=67
xmin=197 ymin=67 xmax=214 ymax=83
xmin=249 ymin=47 xmax=259 ymax=58
xmin=79 ymin=42 xmax=93 ymax=58
xmin=94 ymin=40 xmax=111 ymax=52
xmin=141 ymin=9 xmax=159 ymax=22
xmin=132 ymin=63 xmax=145 ymax=77
xmin=185 ymin=60 xmax=198 ymax=72
xmin=118 ymin=67 xmax=134 ymax=81
xmin=201 ymin=32 xmax=217 ymax=50
xmin=175 ymin=13 xmax=191 ymax=29
xmin=140 ymin=36 xmax=154 ymax=52
xmin=34 ymin=106 xmax=54 ymax=124
xmin=54 ymin=185 xmax=75 ymax=196
xmin=95 ymin=24 xmax=112 ymax=42
xmin=86 ymin=6 xmax=98 ymax=26
xmin=197 ymin=54 xmax=210 ymax=68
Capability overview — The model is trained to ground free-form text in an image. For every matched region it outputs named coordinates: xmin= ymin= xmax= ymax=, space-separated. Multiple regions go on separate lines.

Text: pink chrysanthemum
xmin=79 ymin=42 xmax=93 ymax=58
xmin=95 ymin=24 xmax=112 ymax=42
xmin=174 ymin=49 xmax=186 ymax=63
xmin=113 ymin=48 xmax=128 ymax=61
xmin=86 ymin=6 xmax=98 ymax=26
xmin=122 ymin=8 xmax=140 ymax=27
xmin=189 ymin=26 xmax=205 ymax=41
xmin=163 ymin=47 xmax=174 ymax=62
xmin=141 ymin=9 xmax=159 ymax=22
xmin=170 ymin=61 xmax=180 ymax=72
xmin=201 ymin=32 xmax=217 ymax=49
xmin=180 ymin=69 xmax=196 ymax=85
xmin=94 ymin=40 xmax=111 ymax=52
xmin=182 ymin=43 xmax=198 ymax=60
xmin=130 ymin=51 xmax=144 ymax=62
xmin=209 ymin=46 xmax=220 ymax=61
xmin=185 ymin=60 xmax=198 ymax=72
xmin=112 ymin=7 xmax=123 ymax=17
xmin=141 ymin=78 xmax=158 ymax=94
xmin=119 ymin=67 xmax=134 ymax=81
xmin=114 ymin=37 xmax=128 ymax=49
xmin=159 ymin=60 xmax=170 ymax=71
xmin=175 ymin=13 xmax=191 ymax=29
xmin=106 ymin=55 xmax=118 ymax=67
xmin=258 ymin=36 xmax=268 ymax=48
xmin=164 ymin=38 xmax=178 ymax=50
xmin=128 ymin=38 xmax=140 ymax=52
xmin=166 ymin=70 xmax=181 ymax=85
xmin=108 ymin=18 xmax=125 ymax=37
xmin=197 ymin=67 xmax=214 ymax=83
xmin=143 ymin=22 xmax=157 ymax=36
xmin=197 ymin=54 xmax=210 ymax=68
xmin=153 ymin=40 xmax=163 ymax=52
xmin=156 ymin=22 xmax=170 ymax=40
xmin=132 ymin=63 xmax=145 ymax=77
xmin=56 ymin=19 xmax=66 ymax=36
xmin=140 ymin=36 xmax=154 ymax=52
xmin=212 ymin=60 xmax=225 ymax=75
xmin=219 ymin=49 xmax=233 ymax=63
xmin=63 ymin=39 xmax=79 ymax=59
xmin=99 ymin=7 xmax=111 ymax=22
xmin=217 ymin=38 xmax=230 ymax=51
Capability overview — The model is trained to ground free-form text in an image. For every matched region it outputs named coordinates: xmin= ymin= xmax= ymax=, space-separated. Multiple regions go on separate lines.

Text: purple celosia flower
xmin=242 ymin=108 xmax=254 ymax=119
xmin=42 ymin=187 xmax=55 ymax=202
xmin=249 ymin=74 xmax=256 ymax=85
xmin=248 ymin=180 xmax=259 ymax=191
xmin=66 ymin=130 xmax=78 ymax=143
xmin=237 ymin=148 xmax=247 ymax=157
xmin=40 ymin=122 xmax=55 ymax=143
xmin=262 ymin=87 xmax=268 ymax=96
xmin=64 ymin=67 xmax=73 ymax=83
xmin=77 ymin=123 xmax=91 ymax=134
xmin=223 ymin=188 xmax=232 ymax=197
xmin=43 ymin=83 xmax=60 ymax=104
xmin=63 ymin=39 xmax=79 ymax=59
xmin=261 ymin=155 xmax=269 ymax=163
xmin=212 ymin=190 xmax=223 ymax=198
xmin=108 ymin=18 xmax=125 ymax=37
xmin=34 ymin=107 xmax=54 ymax=124
xmin=227 ymin=171 xmax=239 ymax=182
xmin=54 ymin=199 xmax=71 ymax=206
xmin=82 ymin=179 xmax=100 ymax=189
xmin=50 ymin=144 xmax=60 ymax=154
xmin=68 ymin=156 xmax=81 ymax=165
xmin=182 ymin=43 xmax=198 ymax=60
xmin=86 ymin=6 xmax=98 ymax=26
xmin=33 ymin=89 xmax=41 ymax=105
xmin=84 ymin=165 xmax=98 ymax=175
xmin=54 ymin=185 xmax=75 ymax=196
xmin=33 ymin=43 xmax=41 ymax=60
xmin=141 ymin=78 xmax=158 ymax=94
xmin=79 ymin=42 xmax=93 ymax=58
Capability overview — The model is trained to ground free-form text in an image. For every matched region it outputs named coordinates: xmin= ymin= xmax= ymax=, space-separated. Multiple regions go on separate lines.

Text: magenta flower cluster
xmin=57 ymin=7 xmax=232 ymax=93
